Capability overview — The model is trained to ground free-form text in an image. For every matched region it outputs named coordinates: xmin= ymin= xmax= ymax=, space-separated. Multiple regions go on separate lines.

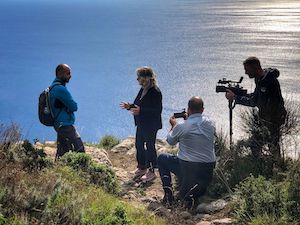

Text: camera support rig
xmin=216 ymin=77 xmax=247 ymax=149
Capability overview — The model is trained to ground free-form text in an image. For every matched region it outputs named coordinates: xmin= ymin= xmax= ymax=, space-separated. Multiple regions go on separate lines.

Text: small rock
xmin=197 ymin=199 xmax=227 ymax=214
xmin=212 ymin=218 xmax=233 ymax=225
xmin=44 ymin=141 xmax=56 ymax=147
xmin=85 ymin=146 xmax=112 ymax=166
xmin=148 ymin=202 xmax=161 ymax=211
xmin=184 ymin=219 xmax=194 ymax=225
xmin=180 ymin=211 xmax=192 ymax=220
xmin=111 ymin=137 xmax=135 ymax=153
xmin=141 ymin=197 xmax=156 ymax=203
xmin=196 ymin=221 xmax=212 ymax=225
xmin=111 ymin=137 xmax=172 ymax=155
xmin=42 ymin=146 xmax=56 ymax=159
xmin=195 ymin=214 xmax=210 ymax=221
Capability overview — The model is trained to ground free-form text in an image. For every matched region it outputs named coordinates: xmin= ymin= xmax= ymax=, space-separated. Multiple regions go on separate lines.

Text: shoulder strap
xmin=49 ymin=82 xmax=62 ymax=91
xmin=47 ymin=82 xmax=63 ymax=120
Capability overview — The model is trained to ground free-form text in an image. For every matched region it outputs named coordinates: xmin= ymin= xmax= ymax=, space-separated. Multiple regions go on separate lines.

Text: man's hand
xmin=225 ymin=89 xmax=236 ymax=101
xmin=120 ymin=102 xmax=130 ymax=110
xmin=169 ymin=115 xmax=177 ymax=129
xmin=130 ymin=105 xmax=140 ymax=116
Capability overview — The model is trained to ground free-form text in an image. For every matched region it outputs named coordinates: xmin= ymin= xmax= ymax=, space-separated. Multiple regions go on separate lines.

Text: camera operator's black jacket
xmin=235 ymin=68 xmax=286 ymax=125
xmin=133 ymin=86 xmax=163 ymax=132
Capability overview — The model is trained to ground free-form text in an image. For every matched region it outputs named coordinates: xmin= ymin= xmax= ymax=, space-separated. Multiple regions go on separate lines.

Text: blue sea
xmin=1 ymin=0 xmax=299 ymax=142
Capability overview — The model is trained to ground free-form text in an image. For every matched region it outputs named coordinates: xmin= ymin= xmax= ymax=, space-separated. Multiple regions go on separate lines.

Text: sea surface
xmin=0 ymin=0 xmax=299 ymax=143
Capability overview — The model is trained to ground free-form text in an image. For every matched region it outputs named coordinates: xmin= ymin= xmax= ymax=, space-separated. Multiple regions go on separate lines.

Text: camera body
xmin=174 ymin=109 xmax=187 ymax=119
xmin=216 ymin=77 xmax=247 ymax=96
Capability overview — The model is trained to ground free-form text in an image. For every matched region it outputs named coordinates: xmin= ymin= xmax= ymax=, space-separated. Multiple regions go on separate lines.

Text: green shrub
xmin=60 ymin=151 xmax=91 ymax=170
xmin=99 ymin=135 xmax=120 ymax=150
xmin=0 ymin=178 xmax=49 ymax=221
xmin=249 ymin=214 xmax=298 ymax=225
xmin=232 ymin=175 xmax=287 ymax=224
xmin=17 ymin=140 xmax=52 ymax=171
xmin=286 ymin=160 xmax=300 ymax=220
xmin=61 ymin=152 xmax=119 ymax=194
xmin=102 ymin=205 xmax=132 ymax=225
xmin=88 ymin=162 xmax=118 ymax=194
xmin=0 ymin=213 xmax=6 ymax=225
xmin=42 ymin=179 xmax=83 ymax=225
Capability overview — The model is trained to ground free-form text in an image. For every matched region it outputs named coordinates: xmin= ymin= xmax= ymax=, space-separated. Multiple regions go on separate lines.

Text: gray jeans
xmin=55 ymin=125 xmax=85 ymax=159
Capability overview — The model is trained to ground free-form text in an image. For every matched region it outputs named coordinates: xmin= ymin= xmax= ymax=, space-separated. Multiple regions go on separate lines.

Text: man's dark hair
xmin=243 ymin=56 xmax=261 ymax=67
xmin=188 ymin=97 xmax=204 ymax=113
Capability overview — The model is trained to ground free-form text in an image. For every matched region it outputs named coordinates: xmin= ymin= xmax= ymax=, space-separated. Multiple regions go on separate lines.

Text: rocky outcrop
xmin=35 ymin=141 xmax=112 ymax=166
xmin=196 ymin=218 xmax=233 ymax=225
xmin=197 ymin=199 xmax=228 ymax=214
xmin=111 ymin=137 xmax=175 ymax=155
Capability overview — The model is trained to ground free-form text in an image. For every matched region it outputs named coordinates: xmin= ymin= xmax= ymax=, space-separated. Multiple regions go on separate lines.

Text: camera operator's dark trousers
xmin=54 ymin=125 xmax=85 ymax=160
xmin=157 ymin=153 xmax=215 ymax=200
xmin=135 ymin=126 xmax=158 ymax=170
xmin=250 ymin=120 xmax=281 ymax=163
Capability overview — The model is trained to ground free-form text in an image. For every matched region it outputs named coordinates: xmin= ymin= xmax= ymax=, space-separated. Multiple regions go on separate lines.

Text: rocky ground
xmin=36 ymin=138 xmax=233 ymax=225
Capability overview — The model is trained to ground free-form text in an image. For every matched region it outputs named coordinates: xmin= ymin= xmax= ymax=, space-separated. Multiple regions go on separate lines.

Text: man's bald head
xmin=188 ymin=96 xmax=204 ymax=114
xmin=55 ymin=64 xmax=71 ymax=83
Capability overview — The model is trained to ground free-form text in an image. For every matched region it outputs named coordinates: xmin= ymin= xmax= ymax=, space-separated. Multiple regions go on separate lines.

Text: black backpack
xmin=38 ymin=83 xmax=61 ymax=126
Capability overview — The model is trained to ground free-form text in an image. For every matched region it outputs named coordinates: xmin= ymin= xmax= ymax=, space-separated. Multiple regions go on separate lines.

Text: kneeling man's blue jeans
xmin=157 ymin=153 xmax=215 ymax=199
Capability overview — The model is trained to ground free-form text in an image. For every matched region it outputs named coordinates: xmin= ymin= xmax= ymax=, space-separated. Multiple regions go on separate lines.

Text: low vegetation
xmin=0 ymin=124 xmax=167 ymax=225
xmin=208 ymin=99 xmax=300 ymax=224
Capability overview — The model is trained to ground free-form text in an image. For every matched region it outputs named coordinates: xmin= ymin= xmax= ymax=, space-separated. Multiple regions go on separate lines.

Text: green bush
xmin=99 ymin=135 xmax=120 ymax=150
xmin=88 ymin=162 xmax=118 ymax=194
xmin=0 ymin=178 xmax=49 ymax=221
xmin=249 ymin=214 xmax=298 ymax=225
xmin=17 ymin=140 xmax=52 ymax=171
xmin=42 ymin=179 xmax=83 ymax=225
xmin=60 ymin=152 xmax=119 ymax=194
xmin=0 ymin=213 xmax=6 ymax=225
xmin=286 ymin=160 xmax=300 ymax=220
xmin=60 ymin=151 xmax=91 ymax=170
xmin=232 ymin=175 xmax=287 ymax=224
xmin=102 ymin=205 xmax=132 ymax=225
xmin=1 ymin=139 xmax=52 ymax=172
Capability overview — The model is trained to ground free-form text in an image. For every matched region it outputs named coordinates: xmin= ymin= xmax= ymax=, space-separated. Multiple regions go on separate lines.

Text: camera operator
xmin=157 ymin=96 xmax=216 ymax=208
xmin=225 ymin=57 xmax=286 ymax=162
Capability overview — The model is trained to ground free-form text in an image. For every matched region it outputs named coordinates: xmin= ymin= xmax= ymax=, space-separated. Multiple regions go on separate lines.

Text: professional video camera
xmin=173 ymin=109 xmax=187 ymax=119
xmin=216 ymin=77 xmax=247 ymax=96
xmin=216 ymin=76 xmax=247 ymax=149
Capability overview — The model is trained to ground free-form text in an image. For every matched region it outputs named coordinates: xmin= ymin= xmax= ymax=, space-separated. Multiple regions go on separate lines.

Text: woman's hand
xmin=120 ymin=102 xmax=130 ymax=110
xmin=130 ymin=105 xmax=140 ymax=116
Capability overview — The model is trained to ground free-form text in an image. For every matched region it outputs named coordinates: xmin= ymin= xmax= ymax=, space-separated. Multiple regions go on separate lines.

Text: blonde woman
xmin=120 ymin=67 xmax=162 ymax=182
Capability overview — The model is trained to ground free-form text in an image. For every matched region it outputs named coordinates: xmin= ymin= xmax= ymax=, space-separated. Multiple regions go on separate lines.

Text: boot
xmin=162 ymin=186 xmax=174 ymax=205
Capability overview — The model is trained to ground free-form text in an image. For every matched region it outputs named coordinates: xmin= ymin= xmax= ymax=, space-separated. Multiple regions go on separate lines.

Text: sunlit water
xmin=0 ymin=0 xmax=299 ymax=151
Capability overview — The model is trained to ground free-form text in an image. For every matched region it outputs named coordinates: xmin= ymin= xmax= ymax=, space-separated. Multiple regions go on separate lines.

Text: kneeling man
xmin=157 ymin=96 xmax=216 ymax=207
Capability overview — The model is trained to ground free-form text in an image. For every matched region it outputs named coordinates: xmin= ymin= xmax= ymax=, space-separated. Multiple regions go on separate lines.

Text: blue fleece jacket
xmin=49 ymin=78 xmax=78 ymax=128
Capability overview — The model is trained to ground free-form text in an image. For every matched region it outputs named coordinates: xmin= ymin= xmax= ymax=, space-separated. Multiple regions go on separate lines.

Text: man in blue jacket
xmin=50 ymin=64 xmax=85 ymax=159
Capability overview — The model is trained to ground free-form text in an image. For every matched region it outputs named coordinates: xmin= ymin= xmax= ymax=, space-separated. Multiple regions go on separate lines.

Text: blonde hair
xmin=136 ymin=66 xmax=157 ymax=85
